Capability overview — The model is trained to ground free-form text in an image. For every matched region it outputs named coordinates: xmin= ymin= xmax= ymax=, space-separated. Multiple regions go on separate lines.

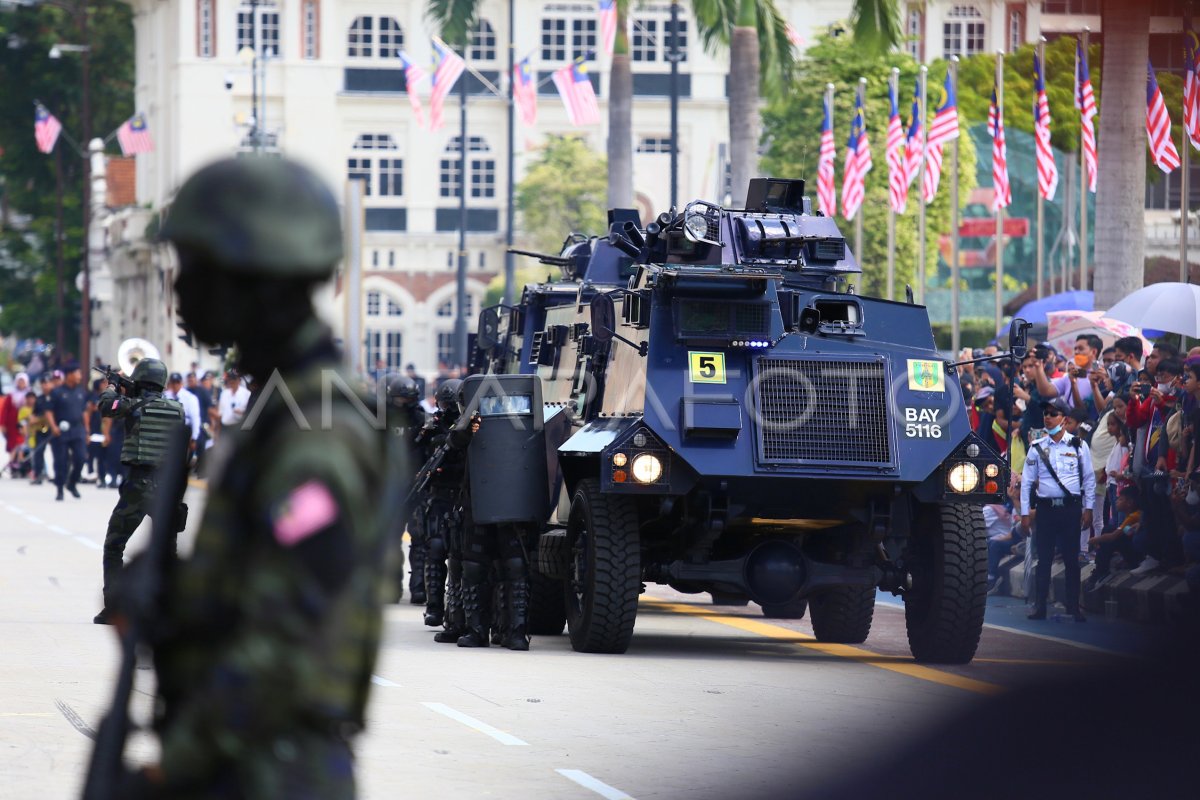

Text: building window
xmin=637 ymin=136 xmax=673 ymax=153
xmin=471 ymin=160 xmax=496 ymax=198
xmin=378 ymin=17 xmax=402 ymax=59
xmin=437 ymin=332 xmax=454 ymax=365
xmin=379 ymin=158 xmax=404 ymax=196
xmin=367 ymin=290 xmax=382 ymax=315
xmin=441 ymin=137 xmax=494 ymax=199
xmin=387 ymin=297 xmax=403 ymax=316
xmin=631 ymin=14 xmax=687 ymax=63
xmin=238 ymin=1 xmax=280 ymax=58
xmin=436 ymin=296 xmax=476 ymax=318
xmin=347 ymin=16 xmax=373 ymax=58
xmin=198 ymin=0 xmax=215 ymax=58
xmin=302 ymin=0 xmax=319 ymax=59
xmin=470 ymin=19 xmax=497 ymax=61
xmin=541 ymin=7 xmax=596 ymax=63
xmin=906 ymin=5 xmax=923 ymax=60
xmin=942 ymin=5 xmax=984 ymax=58
xmin=388 ymin=250 xmax=396 ymax=268
xmin=348 ymin=158 xmax=371 ymax=195
xmin=367 ymin=330 xmax=403 ymax=371
xmin=541 ymin=17 xmax=567 ymax=61
xmin=1008 ymin=10 xmax=1023 ymax=53
xmin=633 ymin=19 xmax=657 ymax=62
xmin=439 ymin=159 xmax=461 ymax=198
xmin=349 ymin=134 xmax=402 ymax=197
xmin=478 ymin=251 xmax=486 ymax=268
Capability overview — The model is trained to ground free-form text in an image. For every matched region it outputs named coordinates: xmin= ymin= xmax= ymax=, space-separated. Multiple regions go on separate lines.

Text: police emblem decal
xmin=906 ymin=359 xmax=945 ymax=392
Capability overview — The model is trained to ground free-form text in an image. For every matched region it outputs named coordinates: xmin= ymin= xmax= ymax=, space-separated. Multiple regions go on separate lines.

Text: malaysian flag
xmin=1146 ymin=61 xmax=1181 ymax=173
xmin=841 ymin=88 xmax=871 ymax=220
xmin=786 ymin=23 xmax=804 ymax=48
xmin=552 ymin=60 xmax=601 ymax=126
xmin=817 ymin=91 xmax=836 ymax=217
xmin=903 ymin=78 xmax=923 ymax=193
xmin=599 ymin=0 xmax=618 ymax=57
xmin=430 ymin=38 xmax=466 ymax=131
xmin=34 ymin=105 xmax=62 ymax=154
xmin=1075 ymin=39 xmax=1098 ymax=192
xmin=1033 ymin=54 xmax=1058 ymax=201
xmin=399 ymin=51 xmax=428 ymax=129
xmin=923 ymin=71 xmax=958 ymax=204
xmin=1185 ymin=20 xmax=1200 ymax=149
xmin=116 ymin=112 xmax=155 ymax=155
xmin=886 ymin=79 xmax=907 ymax=213
xmin=989 ymin=87 xmax=1011 ymax=210
xmin=513 ymin=56 xmax=538 ymax=126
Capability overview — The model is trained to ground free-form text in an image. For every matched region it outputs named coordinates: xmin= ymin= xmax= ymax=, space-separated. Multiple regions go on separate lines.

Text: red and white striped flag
xmin=923 ymin=71 xmax=958 ymax=204
xmin=116 ymin=112 xmax=155 ymax=155
xmin=903 ymin=78 xmax=922 ymax=193
xmin=988 ymin=87 xmax=1011 ymax=211
xmin=841 ymin=89 xmax=871 ymax=220
xmin=786 ymin=23 xmax=804 ymax=48
xmin=430 ymin=38 xmax=466 ymax=131
xmin=886 ymin=79 xmax=907 ymax=214
xmin=1146 ymin=61 xmax=1181 ymax=173
xmin=1185 ymin=20 xmax=1200 ymax=149
xmin=399 ymin=51 xmax=428 ymax=129
xmin=513 ymin=56 xmax=538 ymax=127
xmin=552 ymin=61 xmax=600 ymax=126
xmin=1033 ymin=54 xmax=1058 ymax=201
xmin=817 ymin=91 xmax=836 ymax=217
xmin=34 ymin=105 xmax=62 ymax=154
xmin=1075 ymin=39 xmax=1098 ymax=192
xmin=599 ymin=0 xmax=618 ymax=57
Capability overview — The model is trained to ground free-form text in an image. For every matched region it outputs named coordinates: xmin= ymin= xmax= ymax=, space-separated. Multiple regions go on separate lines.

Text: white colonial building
xmin=96 ymin=0 xmax=1045 ymax=379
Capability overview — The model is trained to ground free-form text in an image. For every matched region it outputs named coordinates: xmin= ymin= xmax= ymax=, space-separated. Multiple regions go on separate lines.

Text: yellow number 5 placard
xmin=688 ymin=352 xmax=726 ymax=384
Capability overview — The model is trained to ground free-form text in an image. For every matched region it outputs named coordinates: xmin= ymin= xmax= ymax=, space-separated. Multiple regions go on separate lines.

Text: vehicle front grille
xmin=809 ymin=238 xmax=846 ymax=262
xmin=754 ymin=357 xmax=891 ymax=465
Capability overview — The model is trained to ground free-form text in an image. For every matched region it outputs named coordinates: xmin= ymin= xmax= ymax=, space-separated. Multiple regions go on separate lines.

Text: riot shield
xmin=460 ymin=374 xmax=550 ymax=524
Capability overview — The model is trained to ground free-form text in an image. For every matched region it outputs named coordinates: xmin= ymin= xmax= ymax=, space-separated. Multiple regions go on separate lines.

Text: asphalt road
xmin=0 ymin=474 xmax=1153 ymax=800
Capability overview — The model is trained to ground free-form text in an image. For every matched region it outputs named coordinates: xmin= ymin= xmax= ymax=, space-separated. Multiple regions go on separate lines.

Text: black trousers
xmin=51 ymin=432 xmax=86 ymax=489
xmin=1034 ymin=499 xmax=1083 ymax=614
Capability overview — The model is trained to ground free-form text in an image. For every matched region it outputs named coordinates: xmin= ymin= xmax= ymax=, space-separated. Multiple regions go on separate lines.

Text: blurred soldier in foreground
xmin=116 ymin=157 xmax=389 ymax=797
xmin=93 ymin=358 xmax=186 ymax=625
xmin=386 ymin=373 xmax=427 ymax=603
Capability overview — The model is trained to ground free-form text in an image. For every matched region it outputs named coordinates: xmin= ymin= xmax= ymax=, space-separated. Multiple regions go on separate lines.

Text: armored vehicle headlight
xmin=631 ymin=453 xmax=664 ymax=484
xmin=948 ymin=462 xmax=980 ymax=494
xmin=965 ymin=443 xmax=980 ymax=458
xmin=984 ymin=463 xmax=1000 ymax=478
xmin=684 ymin=212 xmax=710 ymax=241
xmin=612 ymin=452 xmax=628 ymax=467
xmin=632 ymin=432 xmax=648 ymax=448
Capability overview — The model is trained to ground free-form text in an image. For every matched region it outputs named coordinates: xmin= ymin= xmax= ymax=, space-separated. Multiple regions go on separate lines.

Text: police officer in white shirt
xmin=1020 ymin=397 xmax=1096 ymax=622
xmin=165 ymin=371 xmax=202 ymax=456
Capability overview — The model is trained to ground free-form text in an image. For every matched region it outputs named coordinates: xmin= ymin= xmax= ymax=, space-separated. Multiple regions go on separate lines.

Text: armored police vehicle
xmin=472 ymin=178 xmax=1023 ymax=664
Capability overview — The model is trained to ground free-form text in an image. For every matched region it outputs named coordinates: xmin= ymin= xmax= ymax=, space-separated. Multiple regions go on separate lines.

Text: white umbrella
xmin=1103 ymin=282 xmax=1200 ymax=338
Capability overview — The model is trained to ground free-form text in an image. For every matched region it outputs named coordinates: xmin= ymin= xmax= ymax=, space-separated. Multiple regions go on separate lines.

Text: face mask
xmin=1073 ymin=354 xmax=1090 ymax=368
xmin=1157 ymin=382 xmax=1174 ymax=394
xmin=1046 ymin=423 xmax=1063 ymax=436
xmin=1187 ymin=488 xmax=1200 ymax=506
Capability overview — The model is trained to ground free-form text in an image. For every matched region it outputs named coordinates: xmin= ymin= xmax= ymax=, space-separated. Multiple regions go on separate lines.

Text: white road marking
xmin=47 ymin=525 xmax=71 ymax=536
xmin=73 ymin=536 xmax=101 ymax=551
xmin=555 ymin=769 xmax=635 ymax=800
xmin=420 ymin=702 xmax=529 ymax=746
xmin=371 ymin=675 xmax=400 ymax=687
xmin=24 ymin=515 xmax=44 ymax=525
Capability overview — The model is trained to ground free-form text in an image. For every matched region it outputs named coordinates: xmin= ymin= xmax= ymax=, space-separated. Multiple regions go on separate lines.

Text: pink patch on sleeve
xmin=272 ymin=481 xmax=339 ymax=547
xmin=111 ymin=400 xmax=120 ymax=411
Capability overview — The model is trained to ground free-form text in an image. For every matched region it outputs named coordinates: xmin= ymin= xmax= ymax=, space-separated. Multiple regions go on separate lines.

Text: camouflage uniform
xmin=146 ymin=157 xmax=389 ymax=798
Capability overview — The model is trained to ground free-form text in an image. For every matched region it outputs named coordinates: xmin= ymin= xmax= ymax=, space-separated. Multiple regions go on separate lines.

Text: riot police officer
xmin=93 ymin=357 xmax=187 ymax=625
xmin=420 ymin=379 xmax=469 ymax=642
xmin=386 ymin=373 xmax=427 ymax=604
xmin=110 ymin=157 xmax=390 ymax=798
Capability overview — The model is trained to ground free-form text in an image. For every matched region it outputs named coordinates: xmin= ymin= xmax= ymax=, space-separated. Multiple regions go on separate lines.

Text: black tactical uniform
xmin=420 ymin=380 xmax=469 ymax=641
xmin=385 ymin=374 xmax=427 ymax=604
xmin=94 ymin=358 xmax=187 ymax=623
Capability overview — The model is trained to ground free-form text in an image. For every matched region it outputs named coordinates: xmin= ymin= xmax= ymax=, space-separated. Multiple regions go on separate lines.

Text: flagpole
xmin=1079 ymin=28 xmax=1089 ymax=293
xmin=505 ymin=0 xmax=516 ymax=305
xmin=918 ymin=65 xmax=928 ymax=305
xmin=995 ymin=50 xmax=1005 ymax=333
xmin=455 ymin=57 xmax=469 ymax=368
xmin=1036 ymin=39 xmax=1046 ymax=301
xmin=855 ymin=77 xmax=866 ymax=264
xmin=950 ymin=57 xmax=961 ymax=354
xmin=887 ymin=68 xmax=897 ymax=302
xmin=1182 ymin=10 xmax=1191 ymax=286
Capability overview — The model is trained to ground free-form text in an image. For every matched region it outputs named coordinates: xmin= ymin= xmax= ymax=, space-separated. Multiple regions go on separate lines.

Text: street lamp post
xmin=667 ymin=1 xmax=682 ymax=209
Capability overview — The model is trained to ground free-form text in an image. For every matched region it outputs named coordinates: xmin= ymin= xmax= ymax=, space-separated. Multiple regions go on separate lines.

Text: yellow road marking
xmin=643 ymin=599 xmax=1004 ymax=696
xmin=971 ymin=657 xmax=1086 ymax=666
xmin=187 ymin=478 xmax=207 ymax=489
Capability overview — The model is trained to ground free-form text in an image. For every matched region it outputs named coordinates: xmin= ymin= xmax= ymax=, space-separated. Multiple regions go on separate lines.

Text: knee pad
xmin=462 ymin=559 xmax=489 ymax=585
xmin=427 ymin=537 xmax=448 ymax=562
xmin=502 ymin=556 xmax=526 ymax=582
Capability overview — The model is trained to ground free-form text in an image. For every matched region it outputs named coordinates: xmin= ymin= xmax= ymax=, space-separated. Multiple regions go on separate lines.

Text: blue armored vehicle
xmin=473 ymin=178 xmax=1023 ymax=663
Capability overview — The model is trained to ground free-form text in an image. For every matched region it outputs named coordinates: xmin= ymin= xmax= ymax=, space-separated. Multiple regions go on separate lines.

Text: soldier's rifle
xmin=82 ymin=425 xmax=191 ymax=800
xmin=92 ymin=364 xmax=136 ymax=395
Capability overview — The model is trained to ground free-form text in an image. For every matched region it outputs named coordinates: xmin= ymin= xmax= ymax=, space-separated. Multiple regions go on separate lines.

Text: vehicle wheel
xmin=808 ymin=586 xmax=875 ymax=643
xmin=904 ymin=503 xmax=987 ymax=664
xmin=528 ymin=570 xmax=567 ymax=635
xmin=564 ymin=479 xmax=640 ymax=653
xmin=711 ymin=592 xmax=751 ymax=607
xmin=760 ymin=597 xmax=808 ymax=619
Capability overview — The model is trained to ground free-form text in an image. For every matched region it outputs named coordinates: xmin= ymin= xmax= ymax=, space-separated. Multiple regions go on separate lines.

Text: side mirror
xmin=1008 ymin=317 xmax=1031 ymax=359
xmin=477 ymin=307 xmax=501 ymax=351
xmin=590 ymin=292 xmax=616 ymax=344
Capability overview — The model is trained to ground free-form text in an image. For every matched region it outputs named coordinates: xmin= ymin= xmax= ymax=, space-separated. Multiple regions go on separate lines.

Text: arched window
xmin=348 ymin=16 xmax=402 ymax=60
xmin=942 ymin=6 xmax=984 ymax=58
xmin=469 ymin=19 xmax=497 ymax=61
xmin=347 ymin=16 xmax=373 ymax=58
xmin=378 ymin=17 xmax=403 ymax=59
xmin=348 ymin=133 xmax=403 ymax=198
xmin=436 ymin=295 xmax=475 ymax=318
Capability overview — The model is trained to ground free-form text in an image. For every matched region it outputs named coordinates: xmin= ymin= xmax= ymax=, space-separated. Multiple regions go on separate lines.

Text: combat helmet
xmin=130 ymin=358 xmax=168 ymax=391
xmin=385 ymin=374 xmax=420 ymax=404
xmin=435 ymin=379 xmax=462 ymax=415
xmin=159 ymin=157 xmax=343 ymax=279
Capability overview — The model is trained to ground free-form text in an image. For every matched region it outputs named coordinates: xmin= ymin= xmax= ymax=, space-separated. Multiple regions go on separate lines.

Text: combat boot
xmin=490 ymin=581 xmax=506 ymax=646
xmin=408 ymin=538 xmax=427 ymax=605
xmin=423 ymin=558 xmax=447 ymax=627
xmin=433 ymin=578 xmax=465 ymax=643
xmin=502 ymin=577 xmax=530 ymax=651
xmin=456 ymin=562 xmax=490 ymax=648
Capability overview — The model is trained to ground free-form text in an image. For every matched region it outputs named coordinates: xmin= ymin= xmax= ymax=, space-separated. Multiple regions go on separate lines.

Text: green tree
xmin=516 ymin=135 xmax=608 ymax=254
xmin=761 ymin=33 xmax=976 ymax=300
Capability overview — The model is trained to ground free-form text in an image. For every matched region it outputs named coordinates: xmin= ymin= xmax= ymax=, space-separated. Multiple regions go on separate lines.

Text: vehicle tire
xmin=808 ymin=586 xmax=874 ymax=643
xmin=760 ymin=597 xmax=808 ymax=619
xmin=528 ymin=570 xmax=567 ymax=635
xmin=711 ymin=592 xmax=751 ymax=607
xmin=904 ymin=503 xmax=987 ymax=664
xmin=564 ymin=479 xmax=641 ymax=653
